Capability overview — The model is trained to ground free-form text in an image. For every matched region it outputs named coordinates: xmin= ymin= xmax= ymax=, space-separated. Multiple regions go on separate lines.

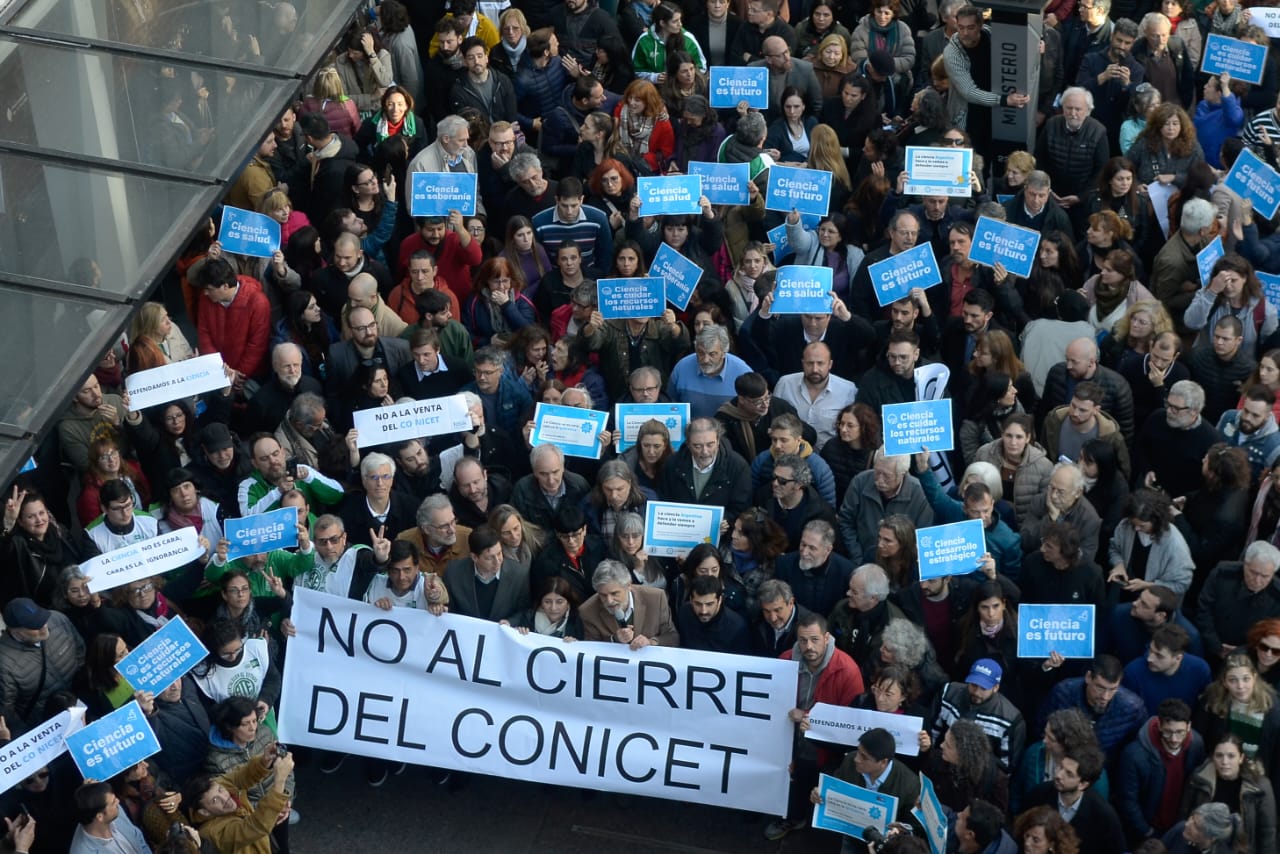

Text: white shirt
xmin=772 ymin=371 xmax=858 ymax=449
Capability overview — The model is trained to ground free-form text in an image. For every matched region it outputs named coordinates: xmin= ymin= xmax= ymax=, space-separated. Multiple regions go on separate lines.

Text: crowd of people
xmin=4 ymin=0 xmax=1280 ymax=850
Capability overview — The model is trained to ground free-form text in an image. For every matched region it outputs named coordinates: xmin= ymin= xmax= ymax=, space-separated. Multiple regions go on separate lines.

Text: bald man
xmin=1039 ymin=337 xmax=1135 ymax=442
xmin=342 ymin=271 xmax=407 ymax=340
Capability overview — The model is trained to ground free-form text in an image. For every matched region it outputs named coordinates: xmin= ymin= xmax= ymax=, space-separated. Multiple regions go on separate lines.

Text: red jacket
xmin=387 ymin=277 xmax=461 ymax=326
xmin=397 ymin=232 xmax=482 ymax=306
xmin=197 ymin=275 xmax=271 ymax=379
xmin=780 ymin=645 xmax=865 ymax=708
xmin=612 ymin=102 xmax=675 ymax=171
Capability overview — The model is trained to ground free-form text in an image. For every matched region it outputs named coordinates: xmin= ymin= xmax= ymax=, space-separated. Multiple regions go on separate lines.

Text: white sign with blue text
xmin=869 ymin=242 xmax=942 ymax=307
xmin=804 ymin=703 xmax=923 ymax=756
xmin=913 ymin=774 xmax=948 ymax=854
xmin=644 ymin=500 xmax=723 ymax=558
xmin=968 ymin=216 xmax=1041 ymax=279
xmin=765 ymin=165 xmax=832 ymax=217
xmin=219 ymin=206 xmax=280 ymax=258
xmin=1201 ymin=33 xmax=1268 ymax=85
xmin=0 ymin=707 xmax=86 ymax=796
xmin=615 ymin=403 xmax=691 ymax=451
xmin=916 ymin=519 xmax=986 ymax=580
xmin=651 ymin=242 xmax=704 ymax=311
xmin=905 ymin=147 xmax=973 ymax=197
xmin=1198 ymin=235 xmax=1224 ymax=288
xmin=353 ymin=394 xmax=472 ymax=448
xmin=84 ymin=527 xmax=205 ymax=594
xmin=1017 ymin=604 xmax=1096 ymax=659
xmin=532 ymin=402 xmax=609 ymax=459
xmin=598 ymin=277 xmax=666 ymax=320
xmin=410 ymin=172 xmax=478 ymax=217
xmin=812 ymin=775 xmax=897 ymax=840
xmin=771 ymin=265 xmax=833 ymax=314
xmin=689 ymin=161 xmax=751 ymax=205
xmin=709 ymin=66 xmax=769 ymax=109
xmin=65 ymin=701 xmax=162 ymax=779
xmin=225 ymin=506 xmax=300 ymax=560
xmin=126 ymin=353 xmax=231 ymax=412
xmin=638 ymin=175 xmax=703 ymax=216
xmin=1225 ymin=147 xmax=1280 ymax=220
xmin=882 ymin=399 xmax=953 ymax=456
xmin=115 ymin=617 xmax=209 ymax=694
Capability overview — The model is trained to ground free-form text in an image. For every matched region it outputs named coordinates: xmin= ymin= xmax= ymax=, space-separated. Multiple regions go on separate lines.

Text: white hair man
xmin=1033 ymin=86 xmax=1108 ymax=214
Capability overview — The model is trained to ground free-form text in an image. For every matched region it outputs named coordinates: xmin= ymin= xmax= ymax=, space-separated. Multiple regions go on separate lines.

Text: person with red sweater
xmin=195 ymin=256 xmax=271 ymax=393
xmin=397 ymin=209 xmax=482 ymax=305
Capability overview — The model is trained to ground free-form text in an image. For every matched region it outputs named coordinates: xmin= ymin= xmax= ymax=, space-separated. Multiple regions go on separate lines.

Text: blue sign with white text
xmin=968 ymin=216 xmax=1040 ymax=279
xmin=219 ymin=206 xmax=280 ymax=259
xmin=66 ymin=701 xmax=162 ymax=779
xmin=1198 ymin=235 xmax=1224 ymax=288
xmin=688 ymin=161 xmax=751 ymax=206
xmin=1261 ymin=272 xmax=1280 ymax=312
xmin=1202 ymin=33 xmax=1267 ymax=85
xmin=709 ymin=66 xmax=769 ymax=109
xmin=812 ymin=775 xmax=897 ymax=840
xmin=638 ymin=175 xmax=703 ymax=216
xmin=882 ymin=399 xmax=954 ymax=456
xmin=225 ymin=507 xmax=299 ymax=561
xmin=651 ymin=243 xmax=704 ymax=311
xmin=598 ymin=277 xmax=666 ymax=320
xmin=771 ymin=265 xmax=833 ymax=314
xmin=916 ymin=519 xmax=986 ymax=580
xmin=410 ymin=171 xmax=478 ymax=217
xmin=765 ymin=165 xmax=832 ymax=217
xmin=532 ymin=403 xmax=609 ymax=459
xmin=912 ymin=774 xmax=948 ymax=854
xmin=767 ymin=222 xmax=791 ymax=264
xmin=115 ymin=617 xmax=208 ymax=694
xmin=1017 ymin=604 xmax=1096 ymax=659
xmin=869 ymin=242 xmax=942 ymax=307
xmin=1225 ymin=147 xmax=1280 ymax=220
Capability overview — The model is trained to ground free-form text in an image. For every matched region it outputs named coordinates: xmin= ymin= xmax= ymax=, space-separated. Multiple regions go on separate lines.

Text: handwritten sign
xmin=650 ymin=242 xmax=704 ymax=311
xmin=905 ymin=146 xmax=973 ymax=197
xmin=125 ymin=353 xmax=230 ymax=412
xmin=688 ymin=161 xmax=750 ymax=206
xmin=812 ymin=775 xmax=897 ymax=841
xmin=709 ymin=66 xmax=769 ymax=109
xmin=410 ymin=172 xmax=478 ymax=217
xmin=219 ymin=206 xmax=280 ymax=258
xmin=225 ymin=507 xmax=300 ymax=560
xmin=115 ymin=617 xmax=208 ymax=694
xmin=1225 ymin=147 xmax=1280 ymax=220
xmin=765 ymin=164 xmax=832 ymax=217
xmin=637 ymin=175 xmax=702 ymax=216
xmin=1198 ymin=234 xmax=1224 ymax=288
xmin=615 ymin=403 xmax=690 ymax=451
xmin=916 ymin=519 xmax=986 ymax=580
xmin=968 ymin=216 xmax=1040 ymax=279
xmin=353 ymin=394 xmax=472 ymax=448
xmin=805 ymin=703 xmax=924 ymax=756
xmin=643 ymin=500 xmax=723 ymax=557
xmin=1018 ymin=604 xmax=1096 ymax=659
xmin=531 ymin=402 xmax=609 ymax=459
xmin=1201 ymin=33 xmax=1267 ymax=86
xmin=597 ymin=277 xmax=666 ymax=320
xmin=65 ymin=701 xmax=162 ymax=779
xmin=771 ymin=265 xmax=833 ymax=314
xmin=84 ymin=527 xmax=205 ymax=594
xmin=882 ymin=399 xmax=953 ymax=456
xmin=869 ymin=242 xmax=942 ymax=307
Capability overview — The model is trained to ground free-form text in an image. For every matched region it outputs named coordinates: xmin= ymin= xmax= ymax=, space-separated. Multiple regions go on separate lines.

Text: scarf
xmin=980 ymin=618 xmax=1004 ymax=638
xmin=375 ymin=110 xmax=416 ymax=142
xmin=1212 ymin=5 xmax=1243 ymax=36
xmin=869 ymin=19 xmax=899 ymax=55
xmin=1094 ymin=276 xmax=1129 ymax=319
xmin=534 ymin=610 xmax=569 ymax=636
xmin=503 ymin=36 xmax=527 ymax=68
xmin=486 ymin=296 xmax=512 ymax=338
xmin=136 ymin=594 xmax=172 ymax=630
xmin=620 ymin=103 xmax=665 ymax=157
xmin=165 ymin=504 xmax=203 ymax=534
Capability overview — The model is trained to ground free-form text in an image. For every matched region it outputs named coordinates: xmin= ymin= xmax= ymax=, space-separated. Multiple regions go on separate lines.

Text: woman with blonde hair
xmin=127 ymin=302 xmax=193 ymax=373
xmin=1101 ymin=299 xmax=1174 ymax=368
xmin=489 ymin=8 xmax=532 ymax=78
xmin=993 ymin=150 xmax=1035 ymax=200
xmin=811 ymin=33 xmax=856 ymax=98
xmin=301 ymin=66 xmax=360 ymax=138
xmin=488 ymin=503 xmax=545 ymax=571
xmin=1194 ymin=655 xmax=1280 ymax=802
xmin=807 ymin=123 xmax=853 ymax=209
xmin=614 ymin=79 xmax=674 ymax=173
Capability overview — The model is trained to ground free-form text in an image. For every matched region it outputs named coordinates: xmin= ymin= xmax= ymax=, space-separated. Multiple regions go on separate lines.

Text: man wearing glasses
xmin=327 ymin=306 xmax=413 ymax=391
xmin=395 ymin=493 xmax=472 ymax=577
xmin=87 ymin=479 xmax=159 ymax=554
xmin=338 ymin=452 xmax=417 ymax=546
xmin=748 ymin=35 xmax=822 ymax=120
xmin=1132 ymin=379 xmax=1222 ymax=501
xmin=715 ymin=372 xmax=810 ymax=461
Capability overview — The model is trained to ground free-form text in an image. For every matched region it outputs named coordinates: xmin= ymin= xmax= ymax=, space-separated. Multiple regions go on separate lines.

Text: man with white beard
xmin=1033 ymin=87 xmax=1109 ymax=227
xmin=245 ymin=342 xmax=323 ymax=433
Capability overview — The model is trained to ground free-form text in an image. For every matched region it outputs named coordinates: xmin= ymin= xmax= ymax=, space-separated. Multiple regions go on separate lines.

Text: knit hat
xmin=867 ymin=50 xmax=895 ymax=77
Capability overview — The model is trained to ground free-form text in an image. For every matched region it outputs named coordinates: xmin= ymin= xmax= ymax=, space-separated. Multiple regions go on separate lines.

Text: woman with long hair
xmin=1194 ymin=655 xmax=1280 ymax=796
xmin=875 ymin=515 xmax=918 ymax=592
xmin=972 ymin=413 xmax=1053 ymax=525
xmin=1078 ymin=211 xmax=1139 ymax=282
xmin=1107 ymin=488 xmax=1194 ymax=601
xmin=1083 ymin=156 xmax=1162 ymax=261
xmin=669 ymin=542 xmax=747 ymax=615
xmin=1186 ymin=254 xmax=1277 ymax=357
xmin=587 ymin=158 xmax=638 ymax=239
xmin=283 ymin=225 xmax=325 ymax=295
xmin=1013 ymin=807 xmax=1081 ymax=854
xmin=991 ymin=150 xmax=1035 ymax=201
xmin=1013 ymin=708 xmax=1109 ymax=814
xmin=124 ymin=399 xmax=218 ymax=492
xmin=723 ymin=508 xmax=790 ymax=618
xmin=258 ymin=187 xmax=312 ymax=260
xmin=0 ymin=489 xmax=90 ymax=606
xmin=920 ymin=719 xmax=1010 ymax=812
xmin=1183 ymin=733 xmax=1278 ymax=854
xmin=301 ymin=66 xmax=360 ymax=138
xmin=127 ymin=302 xmax=193 ymax=373
xmin=609 ymin=241 xmax=648 ymax=279
xmin=764 ymin=86 xmax=819 ymax=164
xmin=1126 ymin=102 xmax=1206 ymax=189
xmin=340 ymin=162 xmax=393 ymax=240
xmin=896 ymin=86 xmax=949 ymax=149
xmin=621 ymin=418 xmax=673 ymax=493
xmin=490 ymin=504 xmax=546 ymax=571
xmin=584 ymin=460 xmax=649 ymax=538
xmin=969 ymin=329 xmax=1038 ymax=414
xmin=657 ymin=50 xmax=708 ymax=117
xmin=953 ymin=580 xmax=1021 ymax=703
xmin=1082 ymin=249 xmax=1154 ymax=335
xmin=725 ymin=242 xmax=770 ymax=330
xmin=502 ymin=216 xmax=552 ymax=302
xmin=960 ymin=371 xmax=1022 ymax=465
xmin=609 ymin=511 xmax=667 ymax=588
xmin=1019 ymin=232 xmax=1081 ymax=323
xmin=1080 ymin=438 xmax=1130 ymax=565
xmin=336 ymin=27 xmax=394 ymax=115
xmin=77 ymin=435 xmax=151 ymax=526
xmin=506 ymin=575 xmax=583 ymax=640
xmin=273 ymin=289 xmax=338 ymax=380
xmin=1174 ymin=444 xmax=1251 ymax=603
xmin=807 ymin=124 xmax=854 ymax=212
xmin=820 ymin=402 xmax=883 ymax=500
xmin=1247 ymin=618 xmax=1280 ymax=692
xmin=75 ymin=633 xmax=134 ymax=721
xmin=1100 ymin=299 xmax=1174 ymax=369
xmin=506 ymin=324 xmax=553 ymax=394
xmin=191 ymin=620 xmax=280 ymax=715
xmin=462 ymin=257 xmax=539 ymax=348
xmin=55 ymin=565 xmax=128 ymax=642
xmin=548 ymin=335 xmax=609 ymax=409
xmin=614 ymin=79 xmax=674 ymax=173
xmin=671 ymin=94 xmax=726 ymax=173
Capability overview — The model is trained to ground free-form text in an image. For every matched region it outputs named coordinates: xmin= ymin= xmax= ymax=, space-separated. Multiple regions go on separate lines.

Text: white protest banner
xmin=1255 ymin=7 xmax=1280 ymax=37
xmin=84 ymin=527 xmax=204 ymax=594
xmin=0 ymin=707 xmax=87 ymax=796
xmin=804 ymin=703 xmax=924 ymax=756
xmin=353 ymin=394 xmax=472 ymax=448
xmin=278 ymin=590 xmax=796 ymax=813
xmin=125 ymin=353 xmax=230 ymax=412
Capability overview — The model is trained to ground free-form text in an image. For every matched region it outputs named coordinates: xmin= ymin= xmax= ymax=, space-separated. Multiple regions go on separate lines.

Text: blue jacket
xmin=1039 ymin=677 xmax=1147 ymax=759
xmin=918 ymin=467 xmax=1023 ymax=580
xmin=1194 ymin=94 xmax=1245 ymax=169
xmin=1117 ymin=716 xmax=1205 ymax=841
xmin=461 ymin=373 xmax=533 ymax=435
xmin=751 ymin=444 xmax=837 ymax=505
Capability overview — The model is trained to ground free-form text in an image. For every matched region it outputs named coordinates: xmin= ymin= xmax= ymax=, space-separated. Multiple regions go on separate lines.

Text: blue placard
xmin=644 ymin=500 xmax=725 ymax=557
xmin=916 ymin=519 xmax=986 ymax=580
xmin=651 ymin=242 xmax=704 ymax=311
xmin=771 ymin=265 xmax=834 ymax=314
xmin=637 ymin=175 xmax=703 ymax=216
xmin=410 ymin=171 xmax=478 ymax=217
xmin=688 ymin=161 xmax=751 ymax=205
xmin=65 ymin=701 xmax=162 ymax=779
xmin=764 ymin=165 xmax=832 ymax=217
xmin=615 ymin=402 xmax=691 ymax=451
xmin=1202 ymin=33 xmax=1267 ymax=85
xmin=115 ymin=617 xmax=208 ymax=694
xmin=1017 ymin=604 xmax=1096 ymax=659
xmin=532 ymin=402 xmax=609 ymax=459
xmin=598 ymin=277 xmax=666 ymax=320
xmin=1261 ymin=272 xmax=1280 ymax=312
xmin=996 ymin=194 xmax=1014 ymax=204
xmin=904 ymin=146 xmax=973 ymax=197
xmin=868 ymin=242 xmax=943 ymax=307
xmin=882 ymin=399 xmax=954 ymax=456
xmin=767 ymin=222 xmax=791 ymax=264
xmin=812 ymin=775 xmax=897 ymax=840
xmin=218 ymin=206 xmax=280 ymax=259
xmin=1225 ymin=147 xmax=1280 ymax=221
xmin=1198 ymin=235 xmax=1225 ymax=288
xmin=912 ymin=774 xmax=948 ymax=854
xmin=709 ymin=66 xmax=769 ymax=109
xmin=224 ymin=507 xmax=300 ymax=561
xmin=968 ymin=215 xmax=1040 ymax=279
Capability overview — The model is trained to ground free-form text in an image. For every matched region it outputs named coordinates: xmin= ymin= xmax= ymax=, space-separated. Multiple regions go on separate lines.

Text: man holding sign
xmin=193 ymin=256 xmax=272 ymax=390
xmin=810 ymin=728 xmax=921 ymax=842
xmin=582 ymin=304 xmax=689 ymax=402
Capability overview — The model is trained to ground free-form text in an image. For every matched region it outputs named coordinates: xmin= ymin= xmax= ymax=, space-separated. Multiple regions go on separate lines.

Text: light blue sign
xmin=882 ymin=399 xmax=954 ymax=456
xmin=968 ymin=215 xmax=1040 ymax=279
xmin=66 ymin=701 xmax=162 ymax=779
xmin=115 ymin=617 xmax=208 ymax=694
xmin=772 ymin=265 xmax=833 ymax=314
xmin=651 ymin=242 xmax=704 ymax=311
xmin=912 ymin=774 xmax=948 ymax=854
xmin=1017 ymin=604 xmax=1096 ymax=659
xmin=869 ymin=242 xmax=942 ymax=307
xmin=1198 ymin=235 xmax=1224 ymax=288
xmin=638 ymin=175 xmax=703 ymax=216
xmin=532 ymin=402 xmax=609 ymax=460
xmin=688 ymin=161 xmax=750 ymax=206
xmin=219 ymin=206 xmax=280 ymax=259
xmin=709 ymin=66 xmax=769 ymax=109
xmin=812 ymin=774 xmax=897 ymax=840
xmin=1225 ymin=147 xmax=1280 ymax=220
xmin=615 ymin=402 xmax=691 ymax=451
xmin=765 ymin=165 xmax=832 ymax=218
xmin=996 ymin=194 xmax=1014 ymax=205
xmin=1261 ymin=272 xmax=1280 ymax=312
xmin=1202 ymin=33 xmax=1267 ymax=85
xmin=644 ymin=500 xmax=725 ymax=558
xmin=598 ymin=277 xmax=666 ymax=320
xmin=767 ymin=222 xmax=791 ymax=264
xmin=225 ymin=507 xmax=299 ymax=561
xmin=410 ymin=171 xmax=478 ymax=217
xmin=904 ymin=146 xmax=973 ymax=197
xmin=915 ymin=518 xmax=986 ymax=580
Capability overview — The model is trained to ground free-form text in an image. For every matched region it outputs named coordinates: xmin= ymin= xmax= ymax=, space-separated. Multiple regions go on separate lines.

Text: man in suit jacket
xmin=813 ymin=728 xmax=921 ymax=831
xmin=327 ymin=307 xmax=414 ymax=392
xmin=1024 ymin=745 xmax=1125 ymax=854
xmin=753 ymin=579 xmax=814 ymax=658
xmin=580 ymin=560 xmax=680 ymax=648
xmin=443 ymin=524 xmax=531 ymax=622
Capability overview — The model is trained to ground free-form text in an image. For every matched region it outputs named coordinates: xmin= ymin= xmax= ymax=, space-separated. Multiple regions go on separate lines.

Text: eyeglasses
xmin=1259 ymin=643 xmax=1280 ymax=655
xmin=225 ymin=585 xmax=251 ymax=595
xmin=98 ymin=450 xmax=120 ymax=461
xmin=557 ymin=529 xmax=587 ymax=540
xmin=1166 ymin=403 xmax=1193 ymax=414
xmin=474 ymin=367 xmax=501 ymax=378
xmin=365 ymin=473 xmax=394 ymax=483
xmin=430 ymin=518 xmax=458 ymax=529
xmin=352 ymin=322 xmax=378 ymax=334
xmin=630 ymin=385 xmax=660 ymax=395
xmin=128 ymin=582 xmax=155 ymax=597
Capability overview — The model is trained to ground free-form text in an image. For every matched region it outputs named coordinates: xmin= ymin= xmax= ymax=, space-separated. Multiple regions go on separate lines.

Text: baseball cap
xmin=3 ymin=598 xmax=50 ymax=630
xmin=966 ymin=658 xmax=1002 ymax=690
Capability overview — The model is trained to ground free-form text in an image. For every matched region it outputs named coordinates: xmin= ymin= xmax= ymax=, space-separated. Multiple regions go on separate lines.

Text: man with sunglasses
xmin=764 ymin=456 xmax=837 ymax=552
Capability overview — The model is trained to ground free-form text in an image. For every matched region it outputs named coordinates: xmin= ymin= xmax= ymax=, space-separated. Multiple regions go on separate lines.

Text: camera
xmin=275 ymin=743 xmax=289 ymax=758
xmin=169 ymin=822 xmax=187 ymax=840
xmin=285 ymin=457 xmax=299 ymax=478
xmin=864 ymin=822 xmax=915 ymax=852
